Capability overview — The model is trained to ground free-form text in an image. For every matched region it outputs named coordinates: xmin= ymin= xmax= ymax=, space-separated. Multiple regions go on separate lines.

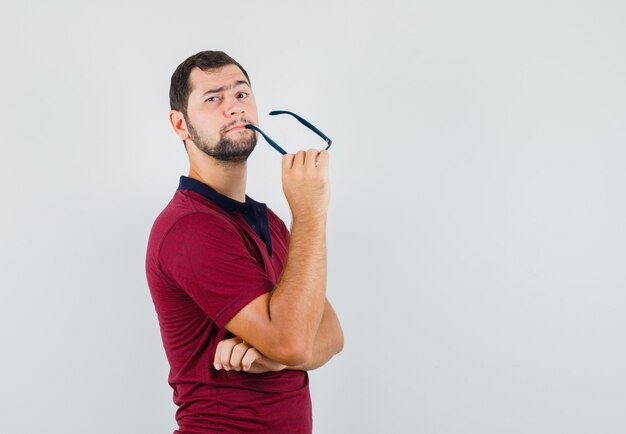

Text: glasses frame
xmin=245 ymin=110 xmax=332 ymax=155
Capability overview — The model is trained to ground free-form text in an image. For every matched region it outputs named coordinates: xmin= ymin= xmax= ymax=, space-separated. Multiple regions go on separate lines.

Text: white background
xmin=1 ymin=1 xmax=625 ymax=433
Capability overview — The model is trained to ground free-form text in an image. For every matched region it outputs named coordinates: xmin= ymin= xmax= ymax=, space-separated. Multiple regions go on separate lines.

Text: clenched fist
xmin=213 ymin=337 xmax=287 ymax=374
xmin=281 ymin=149 xmax=330 ymax=224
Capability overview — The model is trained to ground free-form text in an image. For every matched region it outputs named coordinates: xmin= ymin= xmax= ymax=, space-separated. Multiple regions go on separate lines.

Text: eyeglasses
xmin=245 ymin=110 xmax=332 ymax=155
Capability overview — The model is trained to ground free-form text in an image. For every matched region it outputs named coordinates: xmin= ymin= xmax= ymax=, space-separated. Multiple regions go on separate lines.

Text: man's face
xmin=183 ymin=64 xmax=259 ymax=162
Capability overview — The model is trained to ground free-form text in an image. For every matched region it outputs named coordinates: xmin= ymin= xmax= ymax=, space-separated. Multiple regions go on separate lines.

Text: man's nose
xmin=225 ymin=97 xmax=246 ymax=117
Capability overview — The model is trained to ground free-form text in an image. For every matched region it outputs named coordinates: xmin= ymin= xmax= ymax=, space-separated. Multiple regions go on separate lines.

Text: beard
xmin=186 ymin=116 xmax=258 ymax=162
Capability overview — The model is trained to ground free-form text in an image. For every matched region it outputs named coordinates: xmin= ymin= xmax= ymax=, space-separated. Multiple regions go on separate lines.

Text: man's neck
xmin=188 ymin=159 xmax=248 ymax=203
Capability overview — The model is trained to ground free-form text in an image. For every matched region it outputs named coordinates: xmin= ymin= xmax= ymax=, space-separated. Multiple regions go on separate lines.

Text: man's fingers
xmin=305 ymin=148 xmax=318 ymax=169
xmin=229 ymin=341 xmax=251 ymax=372
xmin=316 ymin=149 xmax=329 ymax=170
xmin=218 ymin=338 xmax=240 ymax=371
xmin=214 ymin=340 xmax=224 ymax=369
xmin=241 ymin=348 xmax=261 ymax=372
xmin=282 ymin=147 xmax=330 ymax=174
xmin=282 ymin=153 xmax=295 ymax=170
xmin=294 ymin=150 xmax=306 ymax=167
xmin=283 ymin=148 xmax=329 ymax=171
xmin=213 ymin=338 xmax=274 ymax=373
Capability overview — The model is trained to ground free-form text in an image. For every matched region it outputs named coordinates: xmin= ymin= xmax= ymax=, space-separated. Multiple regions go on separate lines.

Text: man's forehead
xmin=189 ymin=65 xmax=249 ymax=93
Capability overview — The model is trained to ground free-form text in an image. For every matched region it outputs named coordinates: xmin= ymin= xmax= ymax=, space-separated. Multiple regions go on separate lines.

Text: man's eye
xmin=206 ymin=96 xmax=219 ymax=102
xmin=238 ymin=92 xmax=249 ymax=99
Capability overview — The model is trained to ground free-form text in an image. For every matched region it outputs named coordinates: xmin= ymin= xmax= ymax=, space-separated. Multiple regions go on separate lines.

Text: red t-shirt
xmin=145 ymin=188 xmax=312 ymax=433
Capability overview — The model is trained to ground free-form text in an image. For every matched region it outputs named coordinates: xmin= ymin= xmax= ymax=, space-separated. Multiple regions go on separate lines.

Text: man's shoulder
xmin=147 ymin=190 xmax=235 ymax=246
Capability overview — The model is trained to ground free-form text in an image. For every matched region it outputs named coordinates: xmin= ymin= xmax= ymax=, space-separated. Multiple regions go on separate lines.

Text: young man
xmin=145 ymin=50 xmax=343 ymax=433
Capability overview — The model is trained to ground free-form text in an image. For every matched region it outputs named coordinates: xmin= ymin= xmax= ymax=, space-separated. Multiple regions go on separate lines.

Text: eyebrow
xmin=201 ymin=80 xmax=250 ymax=98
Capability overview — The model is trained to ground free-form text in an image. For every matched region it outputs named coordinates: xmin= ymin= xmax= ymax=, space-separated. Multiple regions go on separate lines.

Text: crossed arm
xmin=214 ymin=298 xmax=343 ymax=373
xmin=210 ymin=192 xmax=343 ymax=373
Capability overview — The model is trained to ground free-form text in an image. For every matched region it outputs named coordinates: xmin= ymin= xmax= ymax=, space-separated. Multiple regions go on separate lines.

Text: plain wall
xmin=1 ymin=1 xmax=625 ymax=433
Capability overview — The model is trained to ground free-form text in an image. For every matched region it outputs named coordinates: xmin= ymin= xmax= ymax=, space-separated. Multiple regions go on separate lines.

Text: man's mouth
xmin=225 ymin=123 xmax=249 ymax=133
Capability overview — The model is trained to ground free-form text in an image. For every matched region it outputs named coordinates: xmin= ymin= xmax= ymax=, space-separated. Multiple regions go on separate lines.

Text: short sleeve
xmin=158 ymin=212 xmax=274 ymax=328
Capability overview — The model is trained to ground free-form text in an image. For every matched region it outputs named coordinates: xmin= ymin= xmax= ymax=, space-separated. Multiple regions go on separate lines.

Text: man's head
xmin=169 ymin=51 xmax=258 ymax=163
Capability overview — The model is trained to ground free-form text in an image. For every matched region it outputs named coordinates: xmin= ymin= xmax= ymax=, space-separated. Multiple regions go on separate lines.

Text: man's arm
xmin=215 ymin=298 xmax=343 ymax=372
xmin=222 ymin=149 xmax=331 ymax=366
xmin=286 ymin=298 xmax=343 ymax=371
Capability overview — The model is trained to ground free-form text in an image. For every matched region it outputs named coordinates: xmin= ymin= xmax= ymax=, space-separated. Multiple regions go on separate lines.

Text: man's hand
xmin=213 ymin=337 xmax=287 ymax=374
xmin=282 ymin=149 xmax=330 ymax=224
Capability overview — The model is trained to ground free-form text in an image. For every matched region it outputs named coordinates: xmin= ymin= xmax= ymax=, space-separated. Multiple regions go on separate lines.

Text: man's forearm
xmin=268 ymin=218 xmax=327 ymax=362
xmin=287 ymin=298 xmax=343 ymax=371
xmin=218 ymin=300 xmax=342 ymax=373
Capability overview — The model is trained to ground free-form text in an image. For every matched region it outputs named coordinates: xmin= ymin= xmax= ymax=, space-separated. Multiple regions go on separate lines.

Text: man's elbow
xmin=335 ymin=328 xmax=345 ymax=355
xmin=273 ymin=343 xmax=313 ymax=366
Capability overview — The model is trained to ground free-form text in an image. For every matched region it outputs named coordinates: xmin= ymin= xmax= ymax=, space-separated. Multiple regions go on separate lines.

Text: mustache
xmin=221 ymin=119 xmax=254 ymax=133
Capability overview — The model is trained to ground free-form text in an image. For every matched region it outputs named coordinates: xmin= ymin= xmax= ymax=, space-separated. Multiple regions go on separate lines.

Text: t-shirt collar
xmin=177 ymin=175 xmax=257 ymax=214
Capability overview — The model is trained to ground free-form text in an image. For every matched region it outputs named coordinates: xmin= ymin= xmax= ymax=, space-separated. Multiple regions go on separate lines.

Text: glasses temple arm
xmin=269 ymin=110 xmax=332 ymax=148
xmin=245 ymin=124 xmax=287 ymax=155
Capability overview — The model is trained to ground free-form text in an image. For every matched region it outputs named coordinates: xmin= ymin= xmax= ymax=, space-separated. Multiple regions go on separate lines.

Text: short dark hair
xmin=169 ymin=50 xmax=251 ymax=117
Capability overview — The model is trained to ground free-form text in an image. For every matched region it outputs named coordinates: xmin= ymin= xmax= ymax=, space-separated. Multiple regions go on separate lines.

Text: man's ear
xmin=169 ymin=110 xmax=189 ymax=142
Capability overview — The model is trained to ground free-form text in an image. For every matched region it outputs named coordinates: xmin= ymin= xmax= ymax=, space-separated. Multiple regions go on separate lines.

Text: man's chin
xmin=214 ymin=152 xmax=252 ymax=163
xmin=215 ymin=143 xmax=257 ymax=162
